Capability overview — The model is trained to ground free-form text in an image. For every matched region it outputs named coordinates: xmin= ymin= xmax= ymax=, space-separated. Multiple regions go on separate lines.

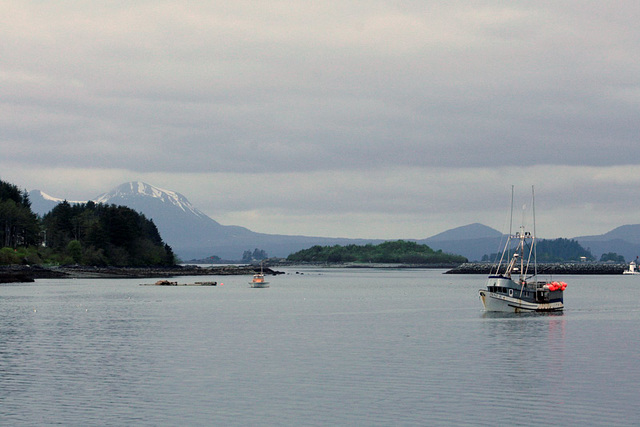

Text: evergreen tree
xmin=42 ymin=201 xmax=176 ymax=266
xmin=0 ymin=180 xmax=40 ymax=248
xmin=600 ymin=252 xmax=625 ymax=263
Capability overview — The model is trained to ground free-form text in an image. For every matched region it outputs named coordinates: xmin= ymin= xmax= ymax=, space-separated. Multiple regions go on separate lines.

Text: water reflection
xmin=478 ymin=310 xmax=567 ymax=414
xmin=481 ymin=310 xmax=565 ymax=319
xmin=480 ymin=312 xmax=566 ymax=359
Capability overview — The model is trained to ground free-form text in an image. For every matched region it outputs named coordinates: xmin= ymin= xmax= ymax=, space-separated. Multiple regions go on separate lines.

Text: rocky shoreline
xmin=445 ymin=262 xmax=628 ymax=275
xmin=0 ymin=264 xmax=284 ymax=283
xmin=2 ymin=262 xmax=629 ymax=283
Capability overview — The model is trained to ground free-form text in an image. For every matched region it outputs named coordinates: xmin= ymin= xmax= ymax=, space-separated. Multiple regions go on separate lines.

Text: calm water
xmin=1 ymin=268 xmax=640 ymax=426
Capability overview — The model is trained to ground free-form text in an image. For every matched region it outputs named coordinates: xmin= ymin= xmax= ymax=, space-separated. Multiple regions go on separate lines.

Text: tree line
xmin=481 ymin=238 xmax=595 ymax=262
xmin=0 ymin=181 xmax=40 ymax=248
xmin=287 ymin=240 xmax=468 ymax=264
xmin=0 ymin=179 xmax=176 ymax=266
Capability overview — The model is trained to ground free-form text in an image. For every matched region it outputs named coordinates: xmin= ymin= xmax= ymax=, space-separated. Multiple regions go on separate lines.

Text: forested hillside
xmin=481 ymin=237 xmax=594 ymax=262
xmin=535 ymin=238 xmax=593 ymax=262
xmin=42 ymin=201 xmax=175 ymax=266
xmin=0 ymin=179 xmax=176 ymax=266
xmin=287 ymin=240 xmax=467 ymax=264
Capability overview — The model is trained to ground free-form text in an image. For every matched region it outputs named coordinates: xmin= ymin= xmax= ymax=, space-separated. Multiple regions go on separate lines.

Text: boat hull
xmin=479 ymin=290 xmax=563 ymax=312
xmin=250 ymin=282 xmax=269 ymax=288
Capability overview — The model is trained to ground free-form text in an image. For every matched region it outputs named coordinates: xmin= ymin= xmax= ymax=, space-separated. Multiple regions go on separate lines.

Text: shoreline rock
xmin=445 ymin=262 xmax=627 ymax=275
xmin=0 ymin=264 xmax=284 ymax=283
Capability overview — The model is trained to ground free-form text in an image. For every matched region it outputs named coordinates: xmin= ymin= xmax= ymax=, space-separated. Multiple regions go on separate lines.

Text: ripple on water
xmin=1 ymin=272 xmax=640 ymax=425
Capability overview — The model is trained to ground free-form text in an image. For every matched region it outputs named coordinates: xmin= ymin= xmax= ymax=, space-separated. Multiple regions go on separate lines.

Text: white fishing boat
xmin=478 ymin=187 xmax=567 ymax=312
xmin=623 ymin=259 xmax=640 ymax=275
xmin=249 ymin=262 xmax=270 ymax=288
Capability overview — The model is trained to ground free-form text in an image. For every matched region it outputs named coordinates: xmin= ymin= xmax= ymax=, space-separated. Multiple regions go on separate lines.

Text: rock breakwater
xmin=445 ymin=262 xmax=627 ymax=275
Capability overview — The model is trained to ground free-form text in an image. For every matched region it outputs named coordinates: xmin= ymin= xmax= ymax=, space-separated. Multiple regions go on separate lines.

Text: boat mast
xmin=520 ymin=186 xmax=536 ymax=282
xmin=509 ymin=184 xmax=513 ymax=247
xmin=510 ymin=184 xmax=513 ymax=270
xmin=532 ymin=185 xmax=537 ymax=279
xmin=491 ymin=186 xmax=515 ymax=276
xmin=508 ymin=185 xmax=514 ymax=263
xmin=519 ymin=225 xmax=525 ymax=283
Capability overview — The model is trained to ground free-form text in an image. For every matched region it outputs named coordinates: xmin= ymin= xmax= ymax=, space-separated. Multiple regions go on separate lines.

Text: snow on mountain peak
xmin=95 ymin=181 xmax=206 ymax=218
xmin=36 ymin=190 xmax=85 ymax=204
xmin=39 ymin=190 xmax=64 ymax=203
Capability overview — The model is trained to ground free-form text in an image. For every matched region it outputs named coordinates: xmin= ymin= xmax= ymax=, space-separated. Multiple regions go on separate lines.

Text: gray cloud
xmin=2 ymin=1 xmax=640 ymax=239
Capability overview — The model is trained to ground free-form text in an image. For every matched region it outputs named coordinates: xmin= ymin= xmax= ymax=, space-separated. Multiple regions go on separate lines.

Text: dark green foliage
xmin=1 ymin=179 xmax=175 ymax=267
xmin=0 ymin=181 xmax=40 ymax=248
xmin=535 ymin=238 xmax=593 ymax=262
xmin=242 ymin=248 xmax=268 ymax=262
xmin=600 ymin=252 xmax=626 ymax=263
xmin=41 ymin=202 xmax=176 ymax=266
xmin=483 ymin=238 xmax=594 ymax=262
xmin=287 ymin=240 xmax=467 ymax=264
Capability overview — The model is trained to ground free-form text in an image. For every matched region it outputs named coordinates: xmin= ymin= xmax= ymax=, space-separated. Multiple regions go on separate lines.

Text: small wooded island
xmin=286 ymin=240 xmax=467 ymax=264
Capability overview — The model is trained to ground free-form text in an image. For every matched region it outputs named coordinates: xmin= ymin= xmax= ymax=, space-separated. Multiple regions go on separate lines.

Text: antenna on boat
xmin=507 ymin=185 xmax=514 ymax=268
xmin=492 ymin=186 xmax=515 ymax=276
xmin=509 ymin=185 xmax=514 ymax=238
xmin=532 ymin=185 xmax=537 ymax=278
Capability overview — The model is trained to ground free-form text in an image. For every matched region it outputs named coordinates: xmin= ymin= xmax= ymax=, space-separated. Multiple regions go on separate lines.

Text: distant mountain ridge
xmin=27 ymin=182 xmax=640 ymax=262
xmin=574 ymin=224 xmax=640 ymax=244
xmin=30 ymin=182 xmax=384 ymax=260
xmin=573 ymin=225 xmax=640 ymax=262
xmin=426 ymin=223 xmax=502 ymax=242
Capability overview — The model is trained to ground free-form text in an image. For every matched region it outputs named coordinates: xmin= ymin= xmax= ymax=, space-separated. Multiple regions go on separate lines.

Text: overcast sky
xmin=2 ymin=1 xmax=640 ymax=239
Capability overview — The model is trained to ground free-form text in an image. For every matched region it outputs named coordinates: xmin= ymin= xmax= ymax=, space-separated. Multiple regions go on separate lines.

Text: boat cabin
xmin=485 ymin=279 xmax=562 ymax=304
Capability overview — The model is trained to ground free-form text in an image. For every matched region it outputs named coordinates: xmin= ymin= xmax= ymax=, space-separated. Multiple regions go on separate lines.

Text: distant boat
xmin=623 ymin=259 xmax=640 ymax=275
xmin=250 ymin=262 xmax=270 ymax=288
xmin=478 ymin=187 xmax=566 ymax=312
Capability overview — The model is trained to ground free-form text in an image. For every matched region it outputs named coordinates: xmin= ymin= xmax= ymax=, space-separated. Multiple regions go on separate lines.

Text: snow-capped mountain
xmin=91 ymin=182 xmax=264 ymax=259
xmin=30 ymin=181 xmax=383 ymax=260
xmin=94 ymin=182 xmax=207 ymax=220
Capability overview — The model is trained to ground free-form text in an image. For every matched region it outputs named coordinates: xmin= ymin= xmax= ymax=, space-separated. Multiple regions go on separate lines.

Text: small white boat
xmin=478 ymin=187 xmax=566 ymax=312
xmin=249 ymin=262 xmax=270 ymax=288
xmin=623 ymin=259 xmax=640 ymax=275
